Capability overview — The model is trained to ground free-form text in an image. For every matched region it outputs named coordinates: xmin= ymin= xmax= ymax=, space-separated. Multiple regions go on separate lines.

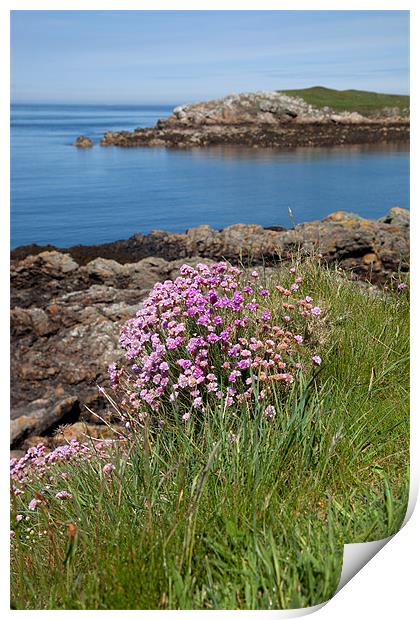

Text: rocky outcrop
xmin=162 ymin=91 xmax=397 ymax=126
xmin=10 ymin=208 xmax=409 ymax=449
xmin=74 ymin=135 xmax=93 ymax=148
xmin=99 ymin=122 xmax=409 ymax=149
xmin=96 ymin=91 xmax=409 ymax=149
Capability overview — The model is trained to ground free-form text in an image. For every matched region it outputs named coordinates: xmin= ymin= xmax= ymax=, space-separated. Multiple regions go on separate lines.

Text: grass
xmin=10 ymin=261 xmax=409 ymax=610
xmin=280 ymin=86 xmax=410 ymax=114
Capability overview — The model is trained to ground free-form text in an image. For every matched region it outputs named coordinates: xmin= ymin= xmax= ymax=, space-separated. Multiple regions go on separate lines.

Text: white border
xmin=2 ymin=2 xmax=417 ymax=618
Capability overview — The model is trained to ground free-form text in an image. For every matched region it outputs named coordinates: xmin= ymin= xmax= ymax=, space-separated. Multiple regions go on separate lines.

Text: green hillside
xmin=280 ymin=86 xmax=409 ymax=114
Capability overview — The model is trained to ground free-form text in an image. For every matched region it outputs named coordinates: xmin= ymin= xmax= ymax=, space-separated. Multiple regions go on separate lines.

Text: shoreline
xmin=98 ymin=121 xmax=409 ymax=149
xmin=11 ymin=208 xmax=409 ymax=276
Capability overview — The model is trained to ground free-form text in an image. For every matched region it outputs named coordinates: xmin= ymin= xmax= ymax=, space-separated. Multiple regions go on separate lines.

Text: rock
xmin=330 ymin=112 xmax=366 ymax=124
xmin=49 ymin=421 xmax=121 ymax=446
xmin=10 ymin=450 xmax=25 ymax=460
xmin=10 ymin=397 xmax=79 ymax=446
xmin=74 ymin=135 xmax=93 ymax=148
xmin=80 ymin=257 xmax=125 ymax=281
xmin=379 ymin=206 xmax=410 ymax=228
xmin=323 ymin=211 xmax=366 ymax=223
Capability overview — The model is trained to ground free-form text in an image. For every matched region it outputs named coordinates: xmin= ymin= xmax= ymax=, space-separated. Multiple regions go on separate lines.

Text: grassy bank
xmin=281 ymin=86 xmax=410 ymax=114
xmin=10 ymin=261 xmax=409 ymax=610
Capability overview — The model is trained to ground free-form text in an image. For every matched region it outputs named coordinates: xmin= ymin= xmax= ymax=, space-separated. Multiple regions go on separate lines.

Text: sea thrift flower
xmin=102 ymin=463 xmax=116 ymax=476
xmin=16 ymin=515 xmax=23 ymax=523
xmin=55 ymin=491 xmax=72 ymax=500
xmin=109 ymin=261 xmax=322 ymax=424
xmin=311 ymin=306 xmax=321 ymax=317
xmin=28 ymin=499 xmax=40 ymax=511
xmin=397 ymin=282 xmax=407 ymax=291
xmin=312 ymin=355 xmax=322 ymax=366
xmin=182 ymin=412 xmax=190 ymax=421
xmin=108 ymin=362 xmax=119 ymax=386
xmin=264 ymin=405 xmax=276 ymax=419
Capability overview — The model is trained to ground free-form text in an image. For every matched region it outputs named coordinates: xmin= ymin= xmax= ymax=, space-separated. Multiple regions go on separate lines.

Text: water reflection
xmin=186 ymin=142 xmax=409 ymax=163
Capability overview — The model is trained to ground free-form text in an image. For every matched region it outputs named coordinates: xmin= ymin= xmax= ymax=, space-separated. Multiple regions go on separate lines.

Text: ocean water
xmin=11 ymin=103 xmax=409 ymax=249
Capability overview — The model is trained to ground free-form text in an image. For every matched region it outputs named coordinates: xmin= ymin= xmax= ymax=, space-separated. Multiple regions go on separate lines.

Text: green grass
xmin=280 ymin=86 xmax=410 ymax=114
xmin=10 ymin=262 xmax=409 ymax=610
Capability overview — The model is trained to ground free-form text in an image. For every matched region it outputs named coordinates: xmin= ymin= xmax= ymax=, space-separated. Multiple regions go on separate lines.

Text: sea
xmin=11 ymin=103 xmax=410 ymax=249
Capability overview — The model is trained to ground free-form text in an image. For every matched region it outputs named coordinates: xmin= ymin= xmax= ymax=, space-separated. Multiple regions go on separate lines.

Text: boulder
xmin=74 ymin=135 xmax=93 ymax=148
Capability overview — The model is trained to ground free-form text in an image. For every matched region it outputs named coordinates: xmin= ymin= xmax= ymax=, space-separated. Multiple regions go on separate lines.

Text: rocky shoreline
xmin=99 ymin=121 xmax=409 ymax=149
xmin=76 ymin=91 xmax=410 ymax=149
xmin=11 ymin=208 xmax=409 ymax=454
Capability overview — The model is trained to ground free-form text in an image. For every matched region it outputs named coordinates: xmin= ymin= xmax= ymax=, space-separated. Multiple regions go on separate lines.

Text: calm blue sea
xmin=11 ymin=103 xmax=409 ymax=249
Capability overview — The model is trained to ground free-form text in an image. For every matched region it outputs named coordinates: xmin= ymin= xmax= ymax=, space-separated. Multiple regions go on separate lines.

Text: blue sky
xmin=11 ymin=10 xmax=409 ymax=104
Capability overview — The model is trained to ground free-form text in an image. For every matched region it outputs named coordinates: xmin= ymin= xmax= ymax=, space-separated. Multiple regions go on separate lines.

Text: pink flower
xmin=291 ymin=283 xmax=299 ymax=292
xmin=294 ymin=335 xmax=303 ymax=344
xmin=311 ymin=306 xmax=321 ymax=317
xmin=251 ymin=270 xmax=259 ymax=278
xmin=264 ymin=405 xmax=276 ymax=419
xmin=102 ymin=463 xmax=115 ymax=476
xmin=397 ymin=282 xmax=407 ymax=291
xmin=28 ymin=499 xmax=40 ymax=511
xmin=261 ymin=309 xmax=271 ymax=321
xmin=16 ymin=514 xmax=23 ymax=523
xmin=55 ymin=490 xmax=72 ymax=500
xmin=312 ymin=355 xmax=322 ymax=366
xmin=182 ymin=412 xmax=190 ymax=421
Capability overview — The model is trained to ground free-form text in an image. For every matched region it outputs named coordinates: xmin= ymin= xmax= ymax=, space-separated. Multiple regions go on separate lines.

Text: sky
xmin=11 ymin=10 xmax=410 ymax=104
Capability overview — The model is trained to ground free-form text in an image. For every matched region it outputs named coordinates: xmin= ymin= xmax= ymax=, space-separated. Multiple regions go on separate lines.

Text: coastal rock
xmin=74 ymin=135 xmax=93 ymax=148
xmin=378 ymin=206 xmax=410 ymax=228
xmin=10 ymin=210 xmax=409 ymax=448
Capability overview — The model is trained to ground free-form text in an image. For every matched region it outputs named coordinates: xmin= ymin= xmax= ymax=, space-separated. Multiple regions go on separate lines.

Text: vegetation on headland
xmin=10 ymin=258 xmax=409 ymax=610
xmin=281 ymin=86 xmax=410 ymax=114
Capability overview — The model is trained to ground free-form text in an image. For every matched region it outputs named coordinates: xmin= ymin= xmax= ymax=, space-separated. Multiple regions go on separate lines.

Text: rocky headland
xmin=92 ymin=91 xmax=409 ymax=149
xmin=11 ymin=208 xmax=409 ymax=454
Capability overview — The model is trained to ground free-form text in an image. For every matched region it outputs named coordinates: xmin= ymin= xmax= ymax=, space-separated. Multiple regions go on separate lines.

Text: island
xmin=86 ymin=87 xmax=410 ymax=149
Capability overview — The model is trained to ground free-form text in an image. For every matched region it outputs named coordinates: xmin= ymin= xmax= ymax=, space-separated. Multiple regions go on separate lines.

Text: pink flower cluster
xmin=113 ymin=262 xmax=322 ymax=422
xmin=10 ymin=439 xmax=113 ymax=499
